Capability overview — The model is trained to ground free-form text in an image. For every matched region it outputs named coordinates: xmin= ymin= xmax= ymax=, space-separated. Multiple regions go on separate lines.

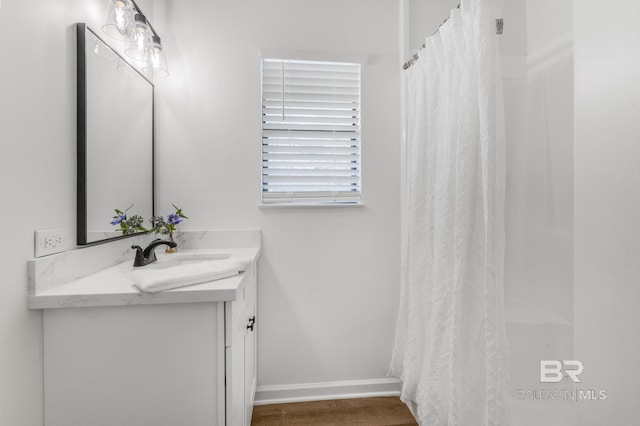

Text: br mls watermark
xmin=540 ymin=360 xmax=583 ymax=383
xmin=515 ymin=360 xmax=607 ymax=402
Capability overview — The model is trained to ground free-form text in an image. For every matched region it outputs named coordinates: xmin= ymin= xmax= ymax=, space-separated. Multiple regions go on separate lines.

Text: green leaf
xmin=172 ymin=204 xmax=189 ymax=219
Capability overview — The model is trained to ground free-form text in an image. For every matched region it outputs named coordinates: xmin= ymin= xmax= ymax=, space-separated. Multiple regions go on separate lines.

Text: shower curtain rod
xmin=402 ymin=16 xmax=504 ymax=70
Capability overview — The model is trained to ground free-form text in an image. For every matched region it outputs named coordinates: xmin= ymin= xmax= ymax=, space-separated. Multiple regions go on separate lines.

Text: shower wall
xmin=503 ymin=1 xmax=574 ymax=424
xmin=503 ymin=36 xmax=575 ymax=426
xmin=504 ymin=45 xmax=573 ymax=322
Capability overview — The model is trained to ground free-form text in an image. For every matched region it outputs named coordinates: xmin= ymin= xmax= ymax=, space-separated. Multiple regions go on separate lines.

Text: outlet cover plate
xmin=35 ymin=229 xmax=68 ymax=258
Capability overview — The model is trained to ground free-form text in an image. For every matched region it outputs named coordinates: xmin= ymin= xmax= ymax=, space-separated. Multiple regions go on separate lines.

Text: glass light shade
xmin=102 ymin=0 xmax=134 ymax=41
xmin=142 ymin=35 xmax=169 ymax=78
xmin=124 ymin=14 xmax=154 ymax=63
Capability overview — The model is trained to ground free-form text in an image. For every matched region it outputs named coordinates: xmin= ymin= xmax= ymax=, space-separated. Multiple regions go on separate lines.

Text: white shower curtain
xmin=390 ymin=0 xmax=509 ymax=425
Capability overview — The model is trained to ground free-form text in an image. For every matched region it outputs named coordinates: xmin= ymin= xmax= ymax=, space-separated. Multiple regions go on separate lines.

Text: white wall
xmin=408 ymin=0 xmax=459 ymax=49
xmin=574 ymin=0 xmax=640 ymax=423
xmin=0 ymin=1 xmax=101 ymax=424
xmin=500 ymin=0 xmax=527 ymax=56
xmin=0 ymin=1 xmax=153 ymax=424
xmin=154 ymin=0 xmax=401 ymax=393
xmin=527 ymin=0 xmax=572 ymax=53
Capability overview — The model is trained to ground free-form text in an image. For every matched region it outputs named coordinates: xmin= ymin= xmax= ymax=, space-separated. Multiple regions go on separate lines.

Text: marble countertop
xmin=27 ymin=230 xmax=261 ymax=310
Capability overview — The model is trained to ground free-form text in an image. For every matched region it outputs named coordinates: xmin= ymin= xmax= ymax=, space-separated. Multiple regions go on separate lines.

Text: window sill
xmin=258 ymin=202 xmax=366 ymax=209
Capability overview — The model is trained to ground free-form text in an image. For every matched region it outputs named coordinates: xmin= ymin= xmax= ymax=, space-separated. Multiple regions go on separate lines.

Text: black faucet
xmin=131 ymin=239 xmax=178 ymax=267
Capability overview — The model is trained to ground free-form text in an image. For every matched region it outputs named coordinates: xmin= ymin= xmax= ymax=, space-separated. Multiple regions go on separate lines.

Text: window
xmin=261 ymin=58 xmax=361 ymax=205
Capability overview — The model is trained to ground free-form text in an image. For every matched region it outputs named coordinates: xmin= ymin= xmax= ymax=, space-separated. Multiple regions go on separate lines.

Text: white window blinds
xmin=261 ymin=58 xmax=361 ymax=204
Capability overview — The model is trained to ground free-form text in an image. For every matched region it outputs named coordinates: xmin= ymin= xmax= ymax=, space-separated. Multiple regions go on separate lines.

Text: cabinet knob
xmin=247 ymin=316 xmax=256 ymax=331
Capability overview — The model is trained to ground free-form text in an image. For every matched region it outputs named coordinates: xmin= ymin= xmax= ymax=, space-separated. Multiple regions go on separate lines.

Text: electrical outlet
xmin=35 ymin=229 xmax=68 ymax=258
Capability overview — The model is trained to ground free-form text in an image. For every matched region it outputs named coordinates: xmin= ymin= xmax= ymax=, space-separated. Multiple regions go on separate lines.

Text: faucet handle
xmin=131 ymin=245 xmax=146 ymax=267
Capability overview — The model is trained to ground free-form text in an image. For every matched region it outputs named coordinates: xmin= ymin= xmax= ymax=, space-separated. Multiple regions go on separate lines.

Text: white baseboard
xmin=254 ymin=378 xmax=402 ymax=406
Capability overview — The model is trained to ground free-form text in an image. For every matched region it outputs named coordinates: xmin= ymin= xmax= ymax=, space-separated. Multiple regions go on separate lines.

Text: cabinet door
xmin=244 ymin=267 xmax=257 ymax=425
xmin=225 ymin=262 xmax=258 ymax=426
xmin=44 ymin=303 xmax=225 ymax=426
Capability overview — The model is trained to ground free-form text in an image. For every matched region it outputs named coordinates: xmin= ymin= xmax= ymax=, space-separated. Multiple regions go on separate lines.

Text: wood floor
xmin=251 ymin=396 xmax=417 ymax=426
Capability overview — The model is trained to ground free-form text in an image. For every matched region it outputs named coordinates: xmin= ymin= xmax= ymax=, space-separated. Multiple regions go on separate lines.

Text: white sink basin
xmin=149 ymin=252 xmax=231 ymax=270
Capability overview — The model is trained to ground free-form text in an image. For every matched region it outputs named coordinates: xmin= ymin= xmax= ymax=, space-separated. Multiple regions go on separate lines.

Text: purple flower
xmin=166 ymin=213 xmax=183 ymax=225
xmin=110 ymin=214 xmax=126 ymax=225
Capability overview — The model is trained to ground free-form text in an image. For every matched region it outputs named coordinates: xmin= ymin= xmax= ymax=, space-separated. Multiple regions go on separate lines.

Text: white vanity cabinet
xmin=42 ymin=261 xmax=258 ymax=426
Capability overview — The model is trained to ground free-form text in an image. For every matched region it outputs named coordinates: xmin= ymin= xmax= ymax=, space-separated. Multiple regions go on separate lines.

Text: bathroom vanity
xmin=28 ymin=230 xmax=260 ymax=426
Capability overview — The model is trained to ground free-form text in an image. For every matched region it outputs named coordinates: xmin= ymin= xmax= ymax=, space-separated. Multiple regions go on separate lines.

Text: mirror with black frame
xmin=77 ymin=23 xmax=154 ymax=245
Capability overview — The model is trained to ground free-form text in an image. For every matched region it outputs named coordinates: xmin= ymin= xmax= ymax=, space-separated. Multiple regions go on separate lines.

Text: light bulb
xmin=142 ymin=35 xmax=169 ymax=78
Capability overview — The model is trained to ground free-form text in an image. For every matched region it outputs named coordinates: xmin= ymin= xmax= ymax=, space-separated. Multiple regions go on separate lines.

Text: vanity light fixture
xmin=101 ymin=0 xmax=169 ymax=77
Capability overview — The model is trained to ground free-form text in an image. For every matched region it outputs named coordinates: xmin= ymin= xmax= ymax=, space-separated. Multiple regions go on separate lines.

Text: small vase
xmin=166 ymin=232 xmax=178 ymax=253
